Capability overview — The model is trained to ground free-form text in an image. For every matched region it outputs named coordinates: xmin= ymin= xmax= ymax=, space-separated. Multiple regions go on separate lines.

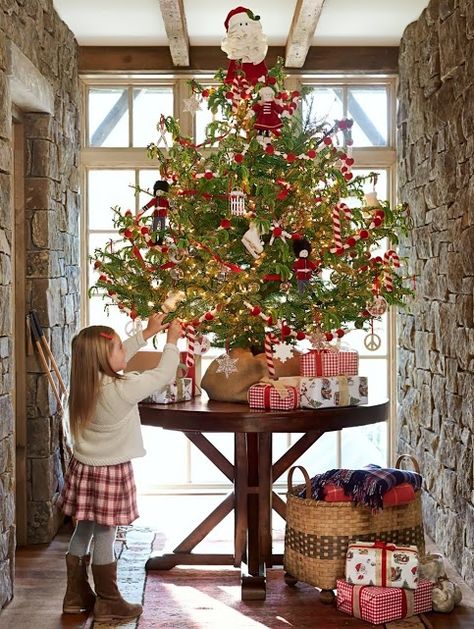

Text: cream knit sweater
xmin=73 ymin=331 xmax=180 ymax=466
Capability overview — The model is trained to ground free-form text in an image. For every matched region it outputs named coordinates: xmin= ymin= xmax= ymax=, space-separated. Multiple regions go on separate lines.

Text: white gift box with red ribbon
xmin=299 ymin=348 xmax=358 ymax=378
xmin=345 ymin=540 xmax=419 ymax=589
xmin=336 ymin=578 xmax=432 ymax=624
xmin=248 ymin=379 xmax=300 ymax=410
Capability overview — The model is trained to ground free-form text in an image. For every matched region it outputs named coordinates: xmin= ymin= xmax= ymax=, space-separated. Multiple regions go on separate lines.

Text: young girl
xmin=58 ymin=313 xmax=182 ymax=623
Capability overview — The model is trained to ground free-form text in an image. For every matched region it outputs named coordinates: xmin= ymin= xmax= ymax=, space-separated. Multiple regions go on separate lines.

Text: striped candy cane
xmin=332 ymin=202 xmax=351 ymax=250
xmin=264 ymin=333 xmax=278 ymax=380
xmin=185 ymin=324 xmax=196 ymax=371
xmin=383 ymin=250 xmax=400 ymax=292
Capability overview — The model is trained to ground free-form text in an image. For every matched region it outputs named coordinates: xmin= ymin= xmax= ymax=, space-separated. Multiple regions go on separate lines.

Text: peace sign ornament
xmin=364 ymin=332 xmax=381 ymax=351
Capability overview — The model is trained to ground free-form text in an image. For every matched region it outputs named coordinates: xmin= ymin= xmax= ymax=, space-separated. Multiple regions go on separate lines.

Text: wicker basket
xmin=283 ymin=454 xmax=425 ymax=591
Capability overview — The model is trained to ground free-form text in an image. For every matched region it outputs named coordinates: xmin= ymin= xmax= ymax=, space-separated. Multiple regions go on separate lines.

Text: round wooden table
xmin=139 ymin=397 xmax=389 ymax=600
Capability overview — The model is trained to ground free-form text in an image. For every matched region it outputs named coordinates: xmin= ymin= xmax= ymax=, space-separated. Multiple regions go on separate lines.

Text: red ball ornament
xmin=123 ymin=228 xmax=133 ymax=239
xmin=125 ymin=210 xmax=133 ymax=217
xmin=130 ymin=310 xmax=138 ymax=320
xmin=234 ymin=153 xmax=244 ymax=163
xmin=338 ymin=120 xmax=347 ymax=130
xmin=335 ymin=247 xmax=345 ymax=256
xmin=266 ymin=316 xmax=274 ymax=326
xmin=373 ymin=216 xmax=382 ymax=227
xmin=98 ymin=274 xmax=107 ymax=282
xmin=323 ymin=137 xmax=333 ymax=146
xmin=286 ymin=153 xmax=297 ymax=163
xmin=201 ymin=89 xmax=209 ymax=97
xmin=291 ymin=90 xmax=300 ymax=98
xmin=204 ymin=171 xmax=214 ymax=180
xmin=345 ymin=157 xmax=354 ymax=166
xmin=296 ymin=331 xmax=306 ymax=341
xmin=94 ymin=260 xmax=102 ymax=269
xmin=220 ymin=218 xmax=231 ymax=229
xmin=192 ymin=319 xmax=201 ymax=327
xmin=359 ymin=229 xmax=370 ymax=239
xmin=225 ymin=91 xmax=234 ymax=100
xmin=325 ymin=332 xmax=334 ymax=341
xmin=141 ymin=227 xmax=149 ymax=235
xmin=267 ymin=76 xmax=277 ymax=85
xmin=250 ymin=306 xmax=262 ymax=316
xmin=265 ymin=144 xmax=274 ymax=154
xmin=108 ymin=290 xmax=116 ymax=297
xmin=344 ymin=172 xmax=353 ymax=181
xmin=346 ymin=237 xmax=357 ymax=247
xmin=336 ymin=329 xmax=345 ymax=338
xmin=281 ymin=325 xmax=292 ymax=337
xmin=204 ymin=312 xmax=214 ymax=321
xmin=273 ymin=226 xmax=283 ymax=237
xmin=307 ymin=149 xmax=316 ymax=158
xmin=375 ymin=209 xmax=385 ymax=220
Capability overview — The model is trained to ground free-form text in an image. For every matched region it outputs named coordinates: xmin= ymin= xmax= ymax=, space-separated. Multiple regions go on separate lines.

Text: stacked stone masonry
xmin=0 ymin=0 xmax=80 ymax=608
xmin=397 ymin=0 xmax=474 ymax=590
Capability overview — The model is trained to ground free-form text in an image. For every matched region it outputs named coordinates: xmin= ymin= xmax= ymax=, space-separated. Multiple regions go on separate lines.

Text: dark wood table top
xmin=139 ymin=397 xmax=389 ymax=433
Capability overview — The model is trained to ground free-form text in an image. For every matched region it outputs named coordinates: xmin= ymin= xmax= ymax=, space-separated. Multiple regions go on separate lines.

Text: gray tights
xmin=68 ymin=520 xmax=116 ymax=565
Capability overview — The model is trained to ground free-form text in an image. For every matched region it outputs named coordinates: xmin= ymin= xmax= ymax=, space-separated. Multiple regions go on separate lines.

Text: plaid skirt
xmin=57 ymin=458 xmax=139 ymax=526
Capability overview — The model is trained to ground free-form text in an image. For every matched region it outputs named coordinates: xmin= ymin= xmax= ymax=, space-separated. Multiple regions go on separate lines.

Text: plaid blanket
xmin=301 ymin=464 xmax=422 ymax=511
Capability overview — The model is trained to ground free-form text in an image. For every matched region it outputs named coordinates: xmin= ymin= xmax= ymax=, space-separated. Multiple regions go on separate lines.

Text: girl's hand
xmin=143 ymin=313 xmax=168 ymax=341
xmin=166 ymin=319 xmax=183 ymax=345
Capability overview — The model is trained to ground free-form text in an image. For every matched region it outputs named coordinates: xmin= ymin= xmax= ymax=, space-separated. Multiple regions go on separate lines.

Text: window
xmin=81 ymin=76 xmax=397 ymax=492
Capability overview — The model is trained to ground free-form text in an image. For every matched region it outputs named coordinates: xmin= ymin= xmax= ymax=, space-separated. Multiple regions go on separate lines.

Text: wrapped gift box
xmin=346 ymin=541 xmax=419 ymax=589
xmin=125 ymin=350 xmax=200 ymax=396
xmin=248 ymin=380 xmax=300 ymax=410
xmin=300 ymin=376 xmax=368 ymax=409
xmin=299 ymin=349 xmax=358 ymax=378
xmin=143 ymin=377 xmax=193 ymax=404
xmin=336 ymin=578 xmax=432 ymax=624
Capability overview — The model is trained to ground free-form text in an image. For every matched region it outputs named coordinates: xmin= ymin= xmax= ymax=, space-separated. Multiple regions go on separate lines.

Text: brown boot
xmin=91 ymin=561 xmax=143 ymax=622
xmin=63 ymin=553 xmax=96 ymax=614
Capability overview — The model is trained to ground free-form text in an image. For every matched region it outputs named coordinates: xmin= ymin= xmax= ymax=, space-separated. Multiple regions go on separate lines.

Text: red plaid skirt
xmin=57 ymin=458 xmax=139 ymax=526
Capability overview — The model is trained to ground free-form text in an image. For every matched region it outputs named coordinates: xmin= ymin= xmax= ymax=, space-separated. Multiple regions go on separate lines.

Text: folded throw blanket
xmin=300 ymin=464 xmax=422 ymax=511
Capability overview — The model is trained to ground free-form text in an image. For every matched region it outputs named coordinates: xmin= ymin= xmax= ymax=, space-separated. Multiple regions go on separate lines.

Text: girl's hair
xmin=68 ymin=325 xmax=123 ymax=440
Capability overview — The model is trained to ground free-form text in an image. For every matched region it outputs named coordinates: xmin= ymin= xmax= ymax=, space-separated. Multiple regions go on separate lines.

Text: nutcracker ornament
xmin=292 ymin=238 xmax=319 ymax=293
xmin=142 ymin=180 xmax=170 ymax=244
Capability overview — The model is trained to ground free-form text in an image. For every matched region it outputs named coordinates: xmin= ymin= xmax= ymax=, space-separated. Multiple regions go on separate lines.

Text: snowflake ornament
xmin=215 ymin=353 xmax=239 ymax=378
xmin=183 ymin=94 xmax=202 ymax=114
xmin=273 ymin=341 xmax=294 ymax=363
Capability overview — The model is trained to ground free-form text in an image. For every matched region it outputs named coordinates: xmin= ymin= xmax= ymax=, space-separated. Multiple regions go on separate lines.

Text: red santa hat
xmin=224 ymin=6 xmax=260 ymax=31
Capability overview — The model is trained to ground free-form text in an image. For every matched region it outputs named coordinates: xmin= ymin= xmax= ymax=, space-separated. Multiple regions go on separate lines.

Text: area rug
xmin=130 ymin=533 xmax=433 ymax=629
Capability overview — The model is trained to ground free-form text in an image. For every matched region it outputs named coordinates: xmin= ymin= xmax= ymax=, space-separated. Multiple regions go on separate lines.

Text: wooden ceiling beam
xmin=158 ymin=0 xmax=190 ymax=67
xmin=79 ymin=46 xmax=399 ymax=74
xmin=286 ymin=0 xmax=326 ymax=68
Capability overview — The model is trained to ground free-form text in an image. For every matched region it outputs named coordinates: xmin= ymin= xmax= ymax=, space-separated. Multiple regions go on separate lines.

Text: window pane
xmin=190 ymin=433 xmax=234 ymax=483
xmin=289 ymin=432 xmax=338 ymax=473
xmin=88 ymin=294 xmax=129 ymax=332
xmin=133 ymin=87 xmax=174 ymax=147
xmin=88 ymin=88 xmax=129 ymax=147
xmin=301 ymin=86 xmax=344 ymax=130
xmin=134 ymin=426 xmax=188 ymax=487
xmin=348 ymin=87 xmax=388 ymax=147
xmin=88 ymin=232 xmax=116 ymax=288
xmin=360 ymin=358 xmax=388 ymax=401
xmin=195 ymin=103 xmax=224 ymax=146
xmin=342 ymin=421 xmax=387 ymax=468
xmin=88 ymin=170 xmax=136 ymax=230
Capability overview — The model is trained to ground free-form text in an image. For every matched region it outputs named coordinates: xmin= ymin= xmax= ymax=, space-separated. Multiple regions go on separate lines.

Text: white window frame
xmin=80 ymin=73 xmax=398 ymax=493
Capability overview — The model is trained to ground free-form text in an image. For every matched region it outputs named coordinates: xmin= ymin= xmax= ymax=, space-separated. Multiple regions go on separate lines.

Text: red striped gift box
xmin=336 ymin=578 xmax=432 ymax=624
xmin=248 ymin=382 xmax=300 ymax=410
xmin=299 ymin=349 xmax=340 ymax=377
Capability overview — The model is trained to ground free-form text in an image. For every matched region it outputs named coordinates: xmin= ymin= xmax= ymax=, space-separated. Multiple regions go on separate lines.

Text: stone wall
xmin=0 ymin=0 xmax=80 ymax=607
xmin=397 ymin=0 xmax=474 ymax=589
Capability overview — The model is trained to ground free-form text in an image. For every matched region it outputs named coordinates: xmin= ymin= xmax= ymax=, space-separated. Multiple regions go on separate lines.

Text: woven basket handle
xmin=395 ymin=454 xmax=420 ymax=473
xmin=288 ymin=465 xmax=312 ymax=498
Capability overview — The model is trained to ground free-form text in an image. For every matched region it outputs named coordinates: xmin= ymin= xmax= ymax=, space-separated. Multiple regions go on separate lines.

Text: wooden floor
xmin=1 ymin=495 xmax=473 ymax=628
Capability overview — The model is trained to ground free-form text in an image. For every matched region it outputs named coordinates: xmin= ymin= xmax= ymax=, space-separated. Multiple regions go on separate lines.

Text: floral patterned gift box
xmin=143 ymin=377 xmax=193 ymax=404
xmin=345 ymin=540 xmax=419 ymax=589
xmin=300 ymin=375 xmax=368 ymax=409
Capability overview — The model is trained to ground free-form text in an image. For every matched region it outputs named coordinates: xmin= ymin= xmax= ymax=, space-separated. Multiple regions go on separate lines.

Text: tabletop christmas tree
xmin=90 ymin=6 xmax=411 ymax=370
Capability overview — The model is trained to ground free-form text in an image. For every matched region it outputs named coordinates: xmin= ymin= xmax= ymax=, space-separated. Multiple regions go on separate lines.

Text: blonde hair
xmin=68 ymin=325 xmax=123 ymax=440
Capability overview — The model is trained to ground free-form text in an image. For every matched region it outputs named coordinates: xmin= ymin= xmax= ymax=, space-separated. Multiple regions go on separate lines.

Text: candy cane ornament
xmin=185 ymin=324 xmax=196 ymax=372
xmin=332 ymin=202 xmax=351 ymax=250
xmin=264 ymin=333 xmax=278 ymax=379
xmin=383 ymin=250 xmax=400 ymax=292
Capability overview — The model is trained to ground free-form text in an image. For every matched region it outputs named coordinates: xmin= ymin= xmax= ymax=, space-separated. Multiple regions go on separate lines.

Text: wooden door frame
xmin=12 ymin=110 xmax=27 ymax=546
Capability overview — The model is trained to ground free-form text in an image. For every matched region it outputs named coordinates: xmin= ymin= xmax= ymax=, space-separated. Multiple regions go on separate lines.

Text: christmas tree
xmin=90 ymin=7 xmax=411 ymax=356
